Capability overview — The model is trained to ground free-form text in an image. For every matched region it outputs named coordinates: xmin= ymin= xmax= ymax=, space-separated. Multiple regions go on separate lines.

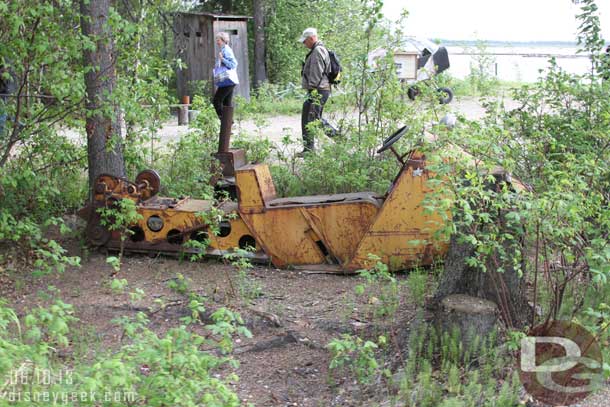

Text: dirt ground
xmin=3 ymin=236 xmax=609 ymax=407
xmin=153 ymin=94 xmax=522 ymax=149
xmin=3 ymin=238 xmax=419 ymax=406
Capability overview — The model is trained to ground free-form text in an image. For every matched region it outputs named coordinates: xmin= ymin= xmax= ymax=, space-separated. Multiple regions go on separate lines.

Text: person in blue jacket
xmin=213 ymin=32 xmax=238 ymax=120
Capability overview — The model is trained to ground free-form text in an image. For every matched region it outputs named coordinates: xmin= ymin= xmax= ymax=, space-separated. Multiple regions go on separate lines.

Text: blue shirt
xmin=220 ymin=45 xmax=238 ymax=70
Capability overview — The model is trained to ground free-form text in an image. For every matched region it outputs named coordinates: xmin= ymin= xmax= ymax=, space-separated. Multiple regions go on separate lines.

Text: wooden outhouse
xmin=173 ymin=12 xmax=251 ymax=101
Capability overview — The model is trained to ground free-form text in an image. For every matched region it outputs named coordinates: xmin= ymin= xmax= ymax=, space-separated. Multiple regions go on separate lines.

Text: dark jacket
xmin=0 ymin=66 xmax=16 ymax=103
xmin=301 ymin=41 xmax=331 ymax=91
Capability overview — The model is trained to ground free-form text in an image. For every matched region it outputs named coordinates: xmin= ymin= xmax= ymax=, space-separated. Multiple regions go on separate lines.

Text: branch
xmin=120 ymin=0 xmax=137 ymax=22
xmin=158 ymin=11 xmax=179 ymax=36
xmin=0 ymin=17 xmax=41 ymax=168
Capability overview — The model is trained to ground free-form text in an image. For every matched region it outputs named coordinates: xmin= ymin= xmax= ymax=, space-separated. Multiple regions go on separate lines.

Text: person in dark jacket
xmin=298 ymin=27 xmax=335 ymax=155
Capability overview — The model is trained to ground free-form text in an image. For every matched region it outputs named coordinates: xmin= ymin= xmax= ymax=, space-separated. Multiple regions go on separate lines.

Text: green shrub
xmin=0 ymin=296 xmax=248 ymax=406
xmin=327 ymin=334 xmax=385 ymax=385
xmin=156 ymin=96 xmax=219 ymax=198
xmin=396 ymin=325 xmax=519 ymax=407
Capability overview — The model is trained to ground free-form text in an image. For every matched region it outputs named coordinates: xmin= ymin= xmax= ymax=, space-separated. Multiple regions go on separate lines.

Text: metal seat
xmin=268 ymin=192 xmax=383 ymax=208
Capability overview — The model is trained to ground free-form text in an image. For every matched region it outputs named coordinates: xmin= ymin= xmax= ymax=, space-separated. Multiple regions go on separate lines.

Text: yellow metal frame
xmin=86 ymin=151 xmax=450 ymax=272
xmin=233 ymin=152 xmax=448 ymax=271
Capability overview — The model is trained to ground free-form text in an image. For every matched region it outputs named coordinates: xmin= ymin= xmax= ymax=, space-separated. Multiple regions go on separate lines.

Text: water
xmin=446 ymin=45 xmax=594 ymax=82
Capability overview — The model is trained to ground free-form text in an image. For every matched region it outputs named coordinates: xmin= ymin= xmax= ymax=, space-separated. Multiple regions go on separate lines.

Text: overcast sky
xmin=383 ymin=0 xmax=610 ymax=42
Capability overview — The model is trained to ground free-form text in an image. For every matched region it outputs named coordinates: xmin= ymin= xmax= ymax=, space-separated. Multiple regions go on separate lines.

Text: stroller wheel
xmin=407 ymin=86 xmax=420 ymax=101
xmin=438 ymin=87 xmax=453 ymax=104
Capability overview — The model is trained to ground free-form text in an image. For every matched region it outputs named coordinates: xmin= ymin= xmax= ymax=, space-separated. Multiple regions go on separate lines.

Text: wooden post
xmin=178 ymin=104 xmax=189 ymax=125
xmin=218 ymin=105 xmax=233 ymax=153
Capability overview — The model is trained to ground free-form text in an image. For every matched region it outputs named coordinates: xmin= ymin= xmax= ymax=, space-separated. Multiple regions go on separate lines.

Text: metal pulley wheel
xmin=135 ymin=169 xmax=161 ymax=198
xmin=86 ymin=218 xmax=111 ymax=247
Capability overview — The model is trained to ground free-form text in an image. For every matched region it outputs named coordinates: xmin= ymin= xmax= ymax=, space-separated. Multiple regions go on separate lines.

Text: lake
xmin=445 ymin=45 xmax=594 ymax=82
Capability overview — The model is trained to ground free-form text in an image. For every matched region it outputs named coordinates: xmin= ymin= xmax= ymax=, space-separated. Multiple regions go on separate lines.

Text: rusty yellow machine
xmin=81 ymin=110 xmax=450 ymax=272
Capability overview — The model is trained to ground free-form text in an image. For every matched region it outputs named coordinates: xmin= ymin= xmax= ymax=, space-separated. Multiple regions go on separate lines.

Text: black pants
xmin=213 ymin=85 xmax=236 ymax=119
xmin=301 ymin=89 xmax=331 ymax=151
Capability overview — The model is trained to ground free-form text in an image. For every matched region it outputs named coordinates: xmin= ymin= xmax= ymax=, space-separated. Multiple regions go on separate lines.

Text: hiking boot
xmin=322 ymin=119 xmax=340 ymax=138
xmin=295 ymin=149 xmax=313 ymax=158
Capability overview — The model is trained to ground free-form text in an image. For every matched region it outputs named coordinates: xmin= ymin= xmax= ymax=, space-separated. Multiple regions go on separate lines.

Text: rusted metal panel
xmin=240 ymin=207 xmax=326 ymax=267
xmin=268 ymin=192 xmax=382 ymax=208
xmin=304 ymin=204 xmax=378 ymax=264
xmin=235 ymin=163 xmax=383 ymax=267
xmin=240 ymin=200 xmax=382 ymax=268
xmin=346 ymin=164 xmax=449 ymax=271
xmin=215 ymin=149 xmax=246 ymax=177
xmin=235 ymin=170 xmax=265 ymax=212
xmin=235 ymin=164 xmax=276 ymax=213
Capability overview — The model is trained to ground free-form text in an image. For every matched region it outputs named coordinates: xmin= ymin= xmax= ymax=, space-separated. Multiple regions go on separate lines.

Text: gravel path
xmin=156 ymin=95 xmax=521 ymax=150
xmin=59 ymin=95 xmax=521 ymax=152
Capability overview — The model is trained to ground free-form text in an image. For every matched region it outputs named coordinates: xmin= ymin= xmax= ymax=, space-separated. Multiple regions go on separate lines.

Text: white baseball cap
xmin=298 ymin=27 xmax=318 ymax=43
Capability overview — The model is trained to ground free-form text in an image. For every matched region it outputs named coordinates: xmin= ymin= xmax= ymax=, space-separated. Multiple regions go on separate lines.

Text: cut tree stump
xmin=431 ymin=234 xmax=532 ymax=328
xmin=434 ymin=294 xmax=499 ymax=347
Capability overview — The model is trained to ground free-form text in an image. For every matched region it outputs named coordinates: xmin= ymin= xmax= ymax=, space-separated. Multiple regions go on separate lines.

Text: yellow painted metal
xmin=209 ymin=216 xmax=256 ymax=251
xmin=240 ymin=207 xmax=327 ymax=267
xmin=89 ymin=174 xmax=260 ymax=253
xmin=345 ymin=163 xmax=449 ymax=271
xmin=236 ymin=164 xmax=277 ymax=213
xmin=88 ymin=146 xmax=451 ymax=271
xmin=234 ymin=155 xmax=449 ymax=271
xmin=136 ymin=200 xmax=256 ymax=252
xmin=237 ymin=164 xmax=383 ymax=266
xmin=138 ymin=200 xmax=211 ymax=243
xmin=301 ymin=205 xmax=379 ymax=263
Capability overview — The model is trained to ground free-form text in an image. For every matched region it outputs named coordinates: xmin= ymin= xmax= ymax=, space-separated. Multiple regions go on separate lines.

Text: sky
xmin=382 ymin=0 xmax=610 ymax=42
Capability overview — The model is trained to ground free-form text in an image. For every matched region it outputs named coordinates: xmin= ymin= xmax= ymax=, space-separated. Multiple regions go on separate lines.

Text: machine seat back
xmin=236 ymin=164 xmax=383 ymax=213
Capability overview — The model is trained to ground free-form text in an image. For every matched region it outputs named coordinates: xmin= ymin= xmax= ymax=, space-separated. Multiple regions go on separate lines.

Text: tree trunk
xmin=431 ymin=233 xmax=532 ymax=329
xmin=252 ymin=0 xmax=267 ymax=88
xmin=80 ymin=0 xmax=125 ymax=190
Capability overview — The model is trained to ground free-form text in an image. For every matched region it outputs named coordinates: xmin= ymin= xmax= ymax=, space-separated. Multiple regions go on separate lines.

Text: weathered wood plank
xmin=174 ymin=13 xmax=251 ymax=103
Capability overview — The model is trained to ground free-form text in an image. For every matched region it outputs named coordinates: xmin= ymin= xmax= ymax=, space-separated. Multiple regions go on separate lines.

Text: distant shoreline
xmin=450 ymin=51 xmax=590 ymax=58
xmin=439 ymin=39 xmax=583 ymax=47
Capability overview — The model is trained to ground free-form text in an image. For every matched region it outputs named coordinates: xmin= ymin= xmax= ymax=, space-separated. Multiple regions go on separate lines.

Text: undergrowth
xmin=0 ymin=286 xmax=250 ymax=406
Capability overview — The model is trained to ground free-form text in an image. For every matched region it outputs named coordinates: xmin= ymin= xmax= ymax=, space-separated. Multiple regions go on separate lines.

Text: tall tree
xmin=252 ymin=0 xmax=267 ymax=87
xmin=80 ymin=0 xmax=125 ymax=189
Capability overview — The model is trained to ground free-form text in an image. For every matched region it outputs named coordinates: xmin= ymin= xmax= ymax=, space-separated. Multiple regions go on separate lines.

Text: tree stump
xmin=431 ymin=234 xmax=532 ymax=328
xmin=434 ymin=294 xmax=499 ymax=347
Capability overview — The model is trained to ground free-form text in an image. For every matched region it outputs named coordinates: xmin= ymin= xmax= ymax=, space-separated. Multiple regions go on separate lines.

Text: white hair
xmin=215 ymin=32 xmax=230 ymax=44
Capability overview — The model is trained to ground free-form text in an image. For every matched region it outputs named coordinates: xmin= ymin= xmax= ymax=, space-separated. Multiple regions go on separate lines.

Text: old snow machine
xmin=81 ymin=111 xmax=453 ymax=272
